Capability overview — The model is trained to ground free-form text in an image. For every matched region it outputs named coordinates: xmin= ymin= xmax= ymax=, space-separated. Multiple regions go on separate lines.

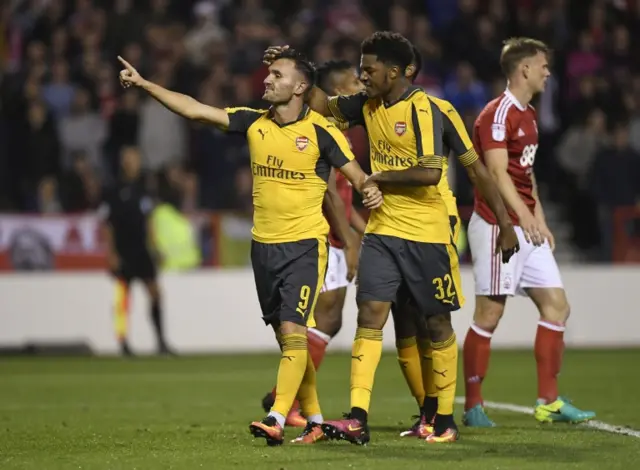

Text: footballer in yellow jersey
xmin=117 ymin=49 xmax=382 ymax=447
xmin=263 ymin=32 xmax=517 ymax=445
xmin=393 ymin=47 xmax=491 ymax=439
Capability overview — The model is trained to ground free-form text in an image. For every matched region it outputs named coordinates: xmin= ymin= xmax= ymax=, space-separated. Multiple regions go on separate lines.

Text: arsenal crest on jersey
xmin=296 ymin=136 xmax=309 ymax=151
xmin=395 ymin=122 xmax=407 ymax=136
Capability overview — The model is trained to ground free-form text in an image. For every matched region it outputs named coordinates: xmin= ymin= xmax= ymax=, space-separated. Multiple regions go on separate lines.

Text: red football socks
xmin=535 ymin=321 xmax=565 ymax=403
xmin=463 ymin=324 xmax=493 ymax=410
xmin=307 ymin=328 xmax=330 ymax=370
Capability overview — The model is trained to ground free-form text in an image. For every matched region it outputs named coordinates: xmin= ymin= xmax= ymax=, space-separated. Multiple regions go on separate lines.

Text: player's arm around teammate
xmin=264 ymin=45 xmax=361 ymax=122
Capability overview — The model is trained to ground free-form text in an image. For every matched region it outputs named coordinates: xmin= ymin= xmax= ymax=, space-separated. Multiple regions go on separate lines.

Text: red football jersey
xmin=473 ymin=90 xmax=538 ymax=225
xmin=327 ymin=170 xmax=353 ymax=248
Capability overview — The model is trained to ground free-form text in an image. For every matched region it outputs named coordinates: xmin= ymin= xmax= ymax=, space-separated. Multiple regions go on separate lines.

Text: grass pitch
xmin=1 ymin=349 xmax=639 ymax=469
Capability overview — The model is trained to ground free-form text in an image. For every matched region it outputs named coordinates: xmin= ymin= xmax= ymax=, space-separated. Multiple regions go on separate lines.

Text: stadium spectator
xmin=444 ymin=62 xmax=488 ymax=116
xmin=35 ymin=176 xmax=63 ymax=214
xmin=589 ymin=122 xmax=640 ymax=261
xmin=58 ymin=87 xmax=107 ymax=176
xmin=42 ymin=59 xmax=76 ymax=119
xmin=24 ymin=100 xmax=61 ymax=191
xmin=1 ymin=0 xmax=640 ymax=261
xmin=60 ymin=151 xmax=98 ymax=213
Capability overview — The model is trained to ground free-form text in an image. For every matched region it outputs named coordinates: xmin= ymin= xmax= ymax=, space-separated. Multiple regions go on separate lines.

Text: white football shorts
xmin=468 ymin=211 xmax=563 ymax=296
xmin=321 ymin=246 xmax=350 ymax=293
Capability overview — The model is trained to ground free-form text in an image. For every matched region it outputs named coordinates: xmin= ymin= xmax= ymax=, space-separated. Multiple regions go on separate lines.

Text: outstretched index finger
xmin=117 ymin=56 xmax=134 ymax=71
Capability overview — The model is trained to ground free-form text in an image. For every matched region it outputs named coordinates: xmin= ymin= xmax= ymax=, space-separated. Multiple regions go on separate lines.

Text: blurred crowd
xmin=1 ymin=0 xmax=640 ymax=260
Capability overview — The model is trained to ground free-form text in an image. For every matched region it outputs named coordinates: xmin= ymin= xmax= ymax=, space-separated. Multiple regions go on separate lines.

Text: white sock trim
xmin=267 ymin=411 xmax=286 ymax=428
xmin=471 ymin=323 xmax=493 ymax=338
xmin=307 ymin=413 xmax=323 ymax=424
xmin=308 ymin=327 xmax=331 ymax=344
xmin=538 ymin=320 xmax=566 ymax=332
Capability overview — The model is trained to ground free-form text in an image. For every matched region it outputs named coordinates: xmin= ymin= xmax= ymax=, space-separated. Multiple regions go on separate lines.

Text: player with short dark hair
xmin=391 ymin=45 xmax=517 ymax=440
xmin=259 ymin=59 xmax=369 ymax=439
xmin=264 ymin=32 xmax=518 ymax=444
xmin=98 ymin=146 xmax=171 ymax=356
xmin=117 ymin=49 xmax=382 ymax=446
xmin=405 ymin=45 xmax=422 ymax=82
xmin=317 ymin=60 xmax=359 ymax=97
xmin=462 ymin=37 xmax=596 ymax=427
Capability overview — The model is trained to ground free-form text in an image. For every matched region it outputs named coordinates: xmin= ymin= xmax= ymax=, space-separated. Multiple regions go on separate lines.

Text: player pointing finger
xmin=117 ymin=56 xmax=144 ymax=88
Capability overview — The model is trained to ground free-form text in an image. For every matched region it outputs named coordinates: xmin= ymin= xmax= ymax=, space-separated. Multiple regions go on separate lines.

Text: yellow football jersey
xmin=329 ymin=87 xmax=477 ymax=244
xmin=428 ymin=95 xmax=479 ymax=217
xmin=224 ymin=105 xmax=355 ymax=244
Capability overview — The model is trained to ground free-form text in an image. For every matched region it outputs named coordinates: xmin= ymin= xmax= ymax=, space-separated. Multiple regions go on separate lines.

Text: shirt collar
xmin=267 ymin=104 xmax=310 ymax=127
xmin=504 ymin=88 xmax=527 ymax=111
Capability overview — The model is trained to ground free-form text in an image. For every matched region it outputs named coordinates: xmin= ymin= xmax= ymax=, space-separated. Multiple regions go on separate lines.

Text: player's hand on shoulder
xmin=117 ymin=56 xmax=144 ymax=88
xmin=263 ymin=45 xmax=289 ymax=65
xmin=362 ymin=174 xmax=383 ymax=209
xmin=495 ymin=225 xmax=520 ymax=263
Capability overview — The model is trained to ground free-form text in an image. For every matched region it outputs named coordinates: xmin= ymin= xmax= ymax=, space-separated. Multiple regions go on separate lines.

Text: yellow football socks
xmin=431 ymin=334 xmax=458 ymax=415
xmin=397 ymin=336 xmax=426 ymax=407
xmin=297 ymin=350 xmax=322 ymax=419
xmin=114 ymin=280 xmax=129 ymax=341
xmin=418 ymin=337 xmax=438 ymax=399
xmin=350 ymin=327 xmax=383 ymax=413
xmin=271 ymin=333 xmax=308 ymax=419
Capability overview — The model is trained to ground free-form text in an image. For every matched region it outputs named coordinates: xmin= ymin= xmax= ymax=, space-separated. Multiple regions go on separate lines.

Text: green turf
xmin=1 ymin=349 xmax=639 ymax=469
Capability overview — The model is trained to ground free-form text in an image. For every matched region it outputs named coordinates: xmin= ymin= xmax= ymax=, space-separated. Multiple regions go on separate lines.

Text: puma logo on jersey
xmin=258 ymin=129 xmax=268 ymax=140
xmin=352 ymin=354 xmax=364 ymax=362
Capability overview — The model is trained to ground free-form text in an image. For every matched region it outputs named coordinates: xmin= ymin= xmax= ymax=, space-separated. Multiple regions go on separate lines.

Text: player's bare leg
xmin=527 ymin=287 xmax=595 ymax=423
xmin=462 ymin=294 xmax=506 ymax=427
xmin=290 ymin=286 xmax=346 ymax=444
xmin=423 ymin=313 xmax=460 ymax=443
xmin=321 ymin=300 xmax=390 ymax=446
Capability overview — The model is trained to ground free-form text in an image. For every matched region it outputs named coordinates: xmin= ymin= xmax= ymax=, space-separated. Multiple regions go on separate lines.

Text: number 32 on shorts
xmin=296 ymin=285 xmax=311 ymax=316
xmin=433 ymin=274 xmax=456 ymax=303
